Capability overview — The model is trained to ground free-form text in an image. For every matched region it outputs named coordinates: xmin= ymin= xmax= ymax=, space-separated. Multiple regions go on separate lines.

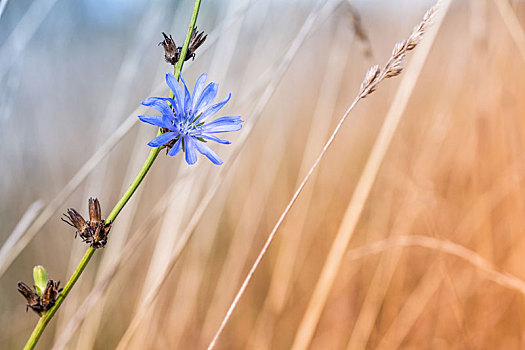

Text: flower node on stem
xmin=17 ymin=280 xmax=62 ymax=316
xmin=159 ymin=27 xmax=207 ymax=65
xmin=61 ymin=197 xmax=111 ymax=249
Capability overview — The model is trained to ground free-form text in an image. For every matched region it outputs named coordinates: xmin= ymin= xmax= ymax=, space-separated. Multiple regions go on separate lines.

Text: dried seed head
xmin=385 ymin=55 xmax=405 ymax=78
xmin=17 ymin=281 xmax=43 ymax=315
xmin=423 ymin=3 xmax=439 ymax=24
xmin=62 ymin=197 xmax=111 ymax=249
xmin=159 ymin=32 xmax=179 ymax=65
xmin=159 ymin=28 xmax=207 ymax=65
xmin=356 ymin=1 xmax=439 ymax=99
xmin=18 ymin=278 xmax=62 ymax=316
xmin=88 ymin=197 xmax=102 ymax=226
xmin=61 ymin=208 xmax=90 ymax=241
xmin=360 ymin=65 xmax=381 ymax=96
xmin=90 ymin=222 xmax=111 ymax=249
xmin=392 ymin=40 xmax=407 ymax=58
xmin=407 ymin=3 xmax=438 ymax=51
xmin=407 ymin=28 xmax=423 ymax=50
xmin=41 ymin=280 xmax=61 ymax=310
xmin=187 ymin=27 xmax=207 ymax=61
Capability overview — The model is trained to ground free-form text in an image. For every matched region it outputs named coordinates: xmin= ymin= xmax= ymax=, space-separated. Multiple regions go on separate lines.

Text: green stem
xmin=105 ymin=143 xmax=162 ymax=225
xmin=174 ymin=0 xmax=201 ymax=80
xmin=23 ymin=247 xmax=96 ymax=349
xmin=22 ymin=1 xmax=201 ymax=348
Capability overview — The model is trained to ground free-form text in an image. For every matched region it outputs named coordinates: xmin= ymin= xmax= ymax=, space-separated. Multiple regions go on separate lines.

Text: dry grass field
xmin=2 ymin=0 xmax=525 ymax=349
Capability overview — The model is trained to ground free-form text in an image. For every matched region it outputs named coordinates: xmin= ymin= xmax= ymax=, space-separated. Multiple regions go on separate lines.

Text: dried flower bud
xmin=160 ymin=32 xmax=179 ymax=65
xmin=90 ymin=220 xmax=110 ymax=249
xmin=159 ymin=28 xmax=207 ymax=65
xmin=89 ymin=197 xmax=102 ymax=224
xmin=62 ymin=198 xmax=111 ymax=249
xmin=187 ymin=27 xmax=207 ymax=61
xmin=62 ymin=208 xmax=91 ymax=241
xmin=41 ymin=280 xmax=61 ymax=310
xmin=33 ymin=265 xmax=48 ymax=296
xmin=17 ymin=276 xmax=62 ymax=316
xmin=17 ymin=282 xmax=43 ymax=315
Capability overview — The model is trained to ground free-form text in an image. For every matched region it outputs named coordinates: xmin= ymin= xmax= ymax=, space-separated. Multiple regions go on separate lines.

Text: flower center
xmin=177 ymin=113 xmax=202 ymax=135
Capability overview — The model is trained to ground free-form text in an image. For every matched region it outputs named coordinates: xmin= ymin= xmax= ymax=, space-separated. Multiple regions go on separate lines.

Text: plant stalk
xmin=22 ymin=0 xmax=201 ymax=348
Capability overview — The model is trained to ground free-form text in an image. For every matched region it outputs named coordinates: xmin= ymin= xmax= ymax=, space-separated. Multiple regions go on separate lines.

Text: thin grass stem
xmin=207 ymin=1 xmax=445 ymax=349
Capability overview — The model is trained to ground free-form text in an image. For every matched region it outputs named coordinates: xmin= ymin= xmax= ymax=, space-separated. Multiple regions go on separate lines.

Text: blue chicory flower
xmin=138 ymin=73 xmax=243 ymax=165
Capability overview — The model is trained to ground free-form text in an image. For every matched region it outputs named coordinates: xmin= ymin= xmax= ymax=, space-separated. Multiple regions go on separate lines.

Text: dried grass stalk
xmin=207 ymin=1 xmax=444 ymax=349
xmin=359 ymin=2 xmax=438 ymax=97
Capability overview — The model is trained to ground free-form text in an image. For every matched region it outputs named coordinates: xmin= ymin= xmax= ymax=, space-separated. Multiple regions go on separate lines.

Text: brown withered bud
xmin=61 ymin=208 xmax=91 ymax=242
xmin=41 ymin=280 xmax=62 ymax=310
xmin=90 ymin=220 xmax=111 ymax=249
xmin=17 ymin=282 xmax=44 ymax=315
xmin=62 ymin=198 xmax=111 ymax=249
xmin=159 ymin=27 xmax=207 ymax=65
xmin=160 ymin=32 xmax=179 ymax=65
xmin=187 ymin=27 xmax=207 ymax=61
xmin=88 ymin=197 xmax=102 ymax=224
xmin=88 ymin=197 xmax=110 ymax=248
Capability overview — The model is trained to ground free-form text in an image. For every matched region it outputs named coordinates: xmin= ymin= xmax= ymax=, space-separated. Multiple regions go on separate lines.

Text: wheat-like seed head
xmin=358 ymin=1 xmax=440 ymax=98
xmin=360 ymin=65 xmax=381 ymax=94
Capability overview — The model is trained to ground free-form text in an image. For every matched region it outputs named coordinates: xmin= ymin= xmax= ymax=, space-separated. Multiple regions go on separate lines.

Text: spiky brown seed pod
xmin=87 ymin=197 xmax=111 ymax=248
xmin=187 ymin=27 xmax=207 ymax=60
xmin=41 ymin=280 xmax=61 ymax=310
xmin=159 ymin=27 xmax=207 ymax=65
xmin=90 ymin=220 xmax=111 ymax=249
xmin=62 ymin=207 xmax=91 ymax=242
xmin=18 ymin=280 xmax=62 ymax=316
xmin=159 ymin=32 xmax=179 ymax=65
xmin=62 ymin=198 xmax=111 ymax=248
xmin=17 ymin=282 xmax=44 ymax=315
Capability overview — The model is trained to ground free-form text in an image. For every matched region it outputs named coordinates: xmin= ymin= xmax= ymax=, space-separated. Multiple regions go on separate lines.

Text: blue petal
xmin=146 ymin=97 xmax=180 ymax=121
xmin=200 ymin=116 xmax=243 ymax=133
xmin=138 ymin=115 xmax=176 ymax=131
xmin=192 ymin=73 xmax=207 ymax=112
xmin=184 ymin=136 xmax=198 ymax=165
xmin=201 ymin=133 xmax=231 ymax=144
xmin=204 ymin=124 xmax=243 ymax=133
xmin=202 ymin=116 xmax=241 ymax=126
xmin=168 ymin=137 xmax=183 ymax=156
xmin=165 ymin=73 xmax=185 ymax=117
xmin=147 ymin=132 xmax=177 ymax=147
xmin=193 ymin=139 xmax=223 ymax=165
xmin=198 ymin=93 xmax=231 ymax=123
xmin=141 ymin=97 xmax=176 ymax=119
xmin=180 ymin=74 xmax=193 ymax=116
xmin=195 ymin=82 xmax=218 ymax=116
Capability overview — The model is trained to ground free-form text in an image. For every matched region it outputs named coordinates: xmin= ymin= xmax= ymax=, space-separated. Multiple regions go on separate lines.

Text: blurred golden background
xmin=2 ymin=0 xmax=525 ymax=348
